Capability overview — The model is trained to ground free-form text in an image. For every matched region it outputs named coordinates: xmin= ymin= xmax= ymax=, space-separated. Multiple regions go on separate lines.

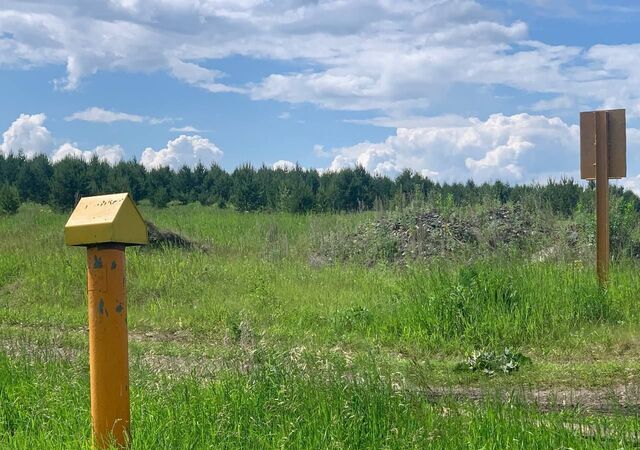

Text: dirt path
xmin=424 ymin=385 xmax=640 ymax=415
xmin=3 ymin=324 xmax=640 ymax=415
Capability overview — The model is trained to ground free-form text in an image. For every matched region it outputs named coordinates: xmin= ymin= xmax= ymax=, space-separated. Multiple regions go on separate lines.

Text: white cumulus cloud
xmin=51 ymin=142 xmax=90 ymax=162
xmin=94 ymin=144 xmax=126 ymax=165
xmin=328 ymin=113 xmax=583 ymax=183
xmin=51 ymin=143 xmax=124 ymax=165
xmin=140 ymin=135 xmax=223 ymax=170
xmin=1 ymin=112 xmax=124 ymax=164
xmin=1 ymin=113 xmax=53 ymax=158
xmin=272 ymin=160 xmax=297 ymax=171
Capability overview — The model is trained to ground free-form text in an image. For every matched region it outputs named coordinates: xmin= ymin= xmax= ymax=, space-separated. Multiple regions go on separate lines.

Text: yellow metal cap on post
xmin=64 ymin=193 xmax=148 ymax=246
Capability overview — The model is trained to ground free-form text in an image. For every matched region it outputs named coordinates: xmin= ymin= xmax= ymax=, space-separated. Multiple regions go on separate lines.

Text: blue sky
xmin=1 ymin=0 xmax=640 ymax=189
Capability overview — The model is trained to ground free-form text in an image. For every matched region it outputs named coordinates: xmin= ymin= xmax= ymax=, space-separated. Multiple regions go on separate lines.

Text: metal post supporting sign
xmin=64 ymin=193 xmax=148 ymax=448
xmin=580 ymin=109 xmax=627 ymax=285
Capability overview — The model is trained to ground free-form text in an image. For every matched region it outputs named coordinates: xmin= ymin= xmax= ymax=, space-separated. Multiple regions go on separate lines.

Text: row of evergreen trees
xmin=1 ymin=153 xmax=639 ymax=215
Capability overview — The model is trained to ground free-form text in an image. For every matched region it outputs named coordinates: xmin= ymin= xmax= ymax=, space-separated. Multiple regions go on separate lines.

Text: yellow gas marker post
xmin=580 ymin=109 xmax=627 ymax=286
xmin=65 ymin=193 xmax=148 ymax=448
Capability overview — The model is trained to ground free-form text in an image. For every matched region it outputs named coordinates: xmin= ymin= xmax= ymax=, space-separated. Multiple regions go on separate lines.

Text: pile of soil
xmin=146 ymin=221 xmax=205 ymax=251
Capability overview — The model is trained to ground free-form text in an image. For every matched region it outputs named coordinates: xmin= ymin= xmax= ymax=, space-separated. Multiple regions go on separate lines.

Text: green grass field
xmin=3 ymin=203 xmax=640 ymax=448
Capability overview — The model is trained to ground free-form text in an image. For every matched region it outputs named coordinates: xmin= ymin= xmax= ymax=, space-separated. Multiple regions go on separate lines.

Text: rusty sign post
xmin=580 ymin=109 xmax=627 ymax=285
xmin=64 ymin=193 xmax=148 ymax=448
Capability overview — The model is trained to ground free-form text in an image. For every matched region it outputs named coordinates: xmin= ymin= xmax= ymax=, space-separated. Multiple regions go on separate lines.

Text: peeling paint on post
xmin=64 ymin=193 xmax=148 ymax=449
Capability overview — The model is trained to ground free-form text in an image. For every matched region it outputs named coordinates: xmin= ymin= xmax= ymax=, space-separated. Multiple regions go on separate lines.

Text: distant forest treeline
xmin=1 ymin=153 xmax=639 ymax=215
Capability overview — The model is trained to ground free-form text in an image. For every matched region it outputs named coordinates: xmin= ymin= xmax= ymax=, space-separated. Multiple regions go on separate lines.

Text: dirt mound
xmin=384 ymin=206 xmax=545 ymax=257
xmin=380 ymin=210 xmax=476 ymax=259
xmin=146 ymin=221 xmax=205 ymax=251
xmin=314 ymin=205 xmax=563 ymax=265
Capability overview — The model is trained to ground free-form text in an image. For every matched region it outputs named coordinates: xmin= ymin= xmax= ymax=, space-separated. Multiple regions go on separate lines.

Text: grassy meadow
xmin=3 ymin=202 xmax=640 ymax=448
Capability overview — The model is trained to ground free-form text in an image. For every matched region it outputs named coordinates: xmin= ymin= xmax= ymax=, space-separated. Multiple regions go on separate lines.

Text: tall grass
xmin=385 ymin=262 xmax=620 ymax=352
xmin=2 ymin=352 xmax=640 ymax=449
xmin=2 ymin=203 xmax=640 ymax=355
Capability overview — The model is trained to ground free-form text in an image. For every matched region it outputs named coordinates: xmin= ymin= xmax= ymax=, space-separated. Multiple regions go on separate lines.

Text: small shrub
xmin=0 ymin=184 xmax=20 ymax=215
xmin=455 ymin=348 xmax=531 ymax=376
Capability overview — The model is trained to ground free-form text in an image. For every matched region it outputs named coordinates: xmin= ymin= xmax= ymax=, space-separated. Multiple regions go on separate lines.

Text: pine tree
xmin=173 ymin=165 xmax=195 ymax=204
xmin=15 ymin=154 xmax=52 ymax=204
xmin=49 ymin=158 xmax=89 ymax=210
xmin=0 ymin=184 xmax=20 ymax=215
xmin=147 ymin=167 xmax=174 ymax=208
xmin=231 ymin=164 xmax=263 ymax=211
xmin=86 ymin=156 xmax=110 ymax=195
xmin=203 ymin=164 xmax=232 ymax=207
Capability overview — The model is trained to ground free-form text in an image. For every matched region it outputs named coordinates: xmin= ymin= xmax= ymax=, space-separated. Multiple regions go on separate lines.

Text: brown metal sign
xmin=580 ymin=109 xmax=626 ymax=179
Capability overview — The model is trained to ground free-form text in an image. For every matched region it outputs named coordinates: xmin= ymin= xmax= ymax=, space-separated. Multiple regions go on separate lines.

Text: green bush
xmin=0 ymin=184 xmax=20 ymax=215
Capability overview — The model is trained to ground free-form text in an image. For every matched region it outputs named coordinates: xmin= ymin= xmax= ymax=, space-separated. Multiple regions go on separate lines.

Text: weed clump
xmin=455 ymin=348 xmax=531 ymax=376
